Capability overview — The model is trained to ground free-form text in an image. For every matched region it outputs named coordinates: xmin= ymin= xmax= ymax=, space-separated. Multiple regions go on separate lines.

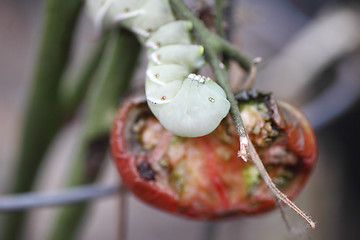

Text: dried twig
xmin=241 ymin=57 xmax=262 ymax=89
xmin=244 ymin=141 xmax=316 ymax=229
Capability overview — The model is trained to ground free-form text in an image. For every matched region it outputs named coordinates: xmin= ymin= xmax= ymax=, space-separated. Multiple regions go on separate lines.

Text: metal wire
xmin=1 ymin=60 xmax=359 ymax=212
xmin=1 ymin=63 xmax=359 ymax=212
xmin=0 ymin=184 xmax=120 ymax=212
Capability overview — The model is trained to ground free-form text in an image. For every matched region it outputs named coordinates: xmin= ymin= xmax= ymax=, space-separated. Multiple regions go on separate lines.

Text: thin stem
xmin=170 ymin=0 xmax=315 ymax=229
xmin=215 ymin=0 xmax=230 ymax=67
xmin=216 ymin=36 xmax=252 ymax=71
xmin=207 ymin=50 xmax=252 ymax=162
xmin=59 ymin=32 xmax=110 ymax=118
xmin=241 ymin=57 xmax=262 ymax=89
xmin=118 ymin=186 xmax=128 ymax=240
xmin=223 ymin=0 xmax=235 ymax=40
xmin=201 ymin=222 xmax=217 ymax=240
xmin=215 ymin=0 xmax=225 ymax=38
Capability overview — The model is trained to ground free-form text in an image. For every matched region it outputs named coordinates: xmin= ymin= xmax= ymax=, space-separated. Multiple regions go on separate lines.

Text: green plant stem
xmin=48 ymin=29 xmax=141 ymax=240
xmin=2 ymin=1 xmax=83 ymax=239
xmin=215 ymin=0 xmax=225 ymax=39
xmin=59 ymin=33 xmax=110 ymax=118
xmin=214 ymin=36 xmax=252 ymax=72
xmin=216 ymin=37 xmax=252 ymax=71
xmin=172 ymin=1 xmax=251 ymax=72
xmin=215 ymin=0 xmax=231 ymax=68
xmin=170 ymin=0 xmax=252 ymax=72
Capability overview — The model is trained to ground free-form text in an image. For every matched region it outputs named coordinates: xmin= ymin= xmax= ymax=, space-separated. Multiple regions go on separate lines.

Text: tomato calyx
xmin=236 ymin=89 xmax=286 ymax=130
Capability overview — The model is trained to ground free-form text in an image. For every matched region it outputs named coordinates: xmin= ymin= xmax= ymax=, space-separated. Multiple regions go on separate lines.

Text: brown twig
xmin=241 ymin=57 xmax=262 ymax=89
xmin=243 ymin=141 xmax=316 ymax=229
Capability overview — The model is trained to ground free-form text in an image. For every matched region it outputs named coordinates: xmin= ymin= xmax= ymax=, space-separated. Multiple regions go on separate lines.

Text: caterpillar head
xmin=147 ymin=74 xmax=230 ymax=137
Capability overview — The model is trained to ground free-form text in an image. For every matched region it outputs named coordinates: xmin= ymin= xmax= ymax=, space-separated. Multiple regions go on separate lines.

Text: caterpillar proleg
xmin=87 ymin=0 xmax=230 ymax=137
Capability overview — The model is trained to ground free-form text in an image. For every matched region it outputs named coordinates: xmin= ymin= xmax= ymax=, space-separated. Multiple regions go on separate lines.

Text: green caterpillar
xmin=87 ymin=0 xmax=230 ymax=137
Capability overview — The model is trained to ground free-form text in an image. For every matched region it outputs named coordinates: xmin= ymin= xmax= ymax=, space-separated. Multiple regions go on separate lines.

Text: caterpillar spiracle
xmin=86 ymin=0 xmax=230 ymax=137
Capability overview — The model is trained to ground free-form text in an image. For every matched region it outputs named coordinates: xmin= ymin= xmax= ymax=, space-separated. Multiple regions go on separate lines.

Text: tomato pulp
xmin=110 ymin=92 xmax=317 ymax=219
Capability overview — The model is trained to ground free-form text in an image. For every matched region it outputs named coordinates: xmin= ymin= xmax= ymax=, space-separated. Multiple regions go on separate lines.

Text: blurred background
xmin=0 ymin=0 xmax=360 ymax=239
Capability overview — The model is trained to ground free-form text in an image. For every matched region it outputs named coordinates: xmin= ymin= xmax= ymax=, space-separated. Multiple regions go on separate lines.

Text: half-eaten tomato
xmin=110 ymin=91 xmax=317 ymax=219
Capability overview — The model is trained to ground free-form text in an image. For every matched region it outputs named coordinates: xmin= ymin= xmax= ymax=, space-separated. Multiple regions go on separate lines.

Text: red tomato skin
xmin=280 ymin=101 xmax=317 ymax=168
xmin=110 ymin=96 xmax=317 ymax=219
xmin=110 ymin=97 xmax=179 ymax=214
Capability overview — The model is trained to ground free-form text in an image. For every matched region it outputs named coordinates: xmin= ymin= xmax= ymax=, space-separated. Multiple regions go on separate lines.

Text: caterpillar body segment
xmin=145 ymin=21 xmax=193 ymax=49
xmin=149 ymin=45 xmax=205 ymax=70
xmin=86 ymin=0 xmax=230 ymax=137
xmin=148 ymin=74 xmax=230 ymax=137
xmin=146 ymin=64 xmax=189 ymax=85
